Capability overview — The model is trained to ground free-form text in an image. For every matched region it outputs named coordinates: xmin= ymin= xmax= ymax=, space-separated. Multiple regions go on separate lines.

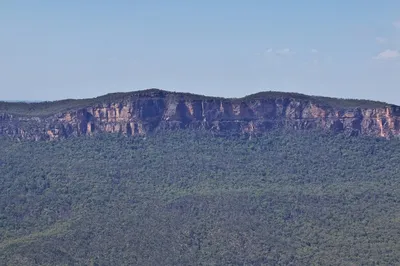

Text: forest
xmin=1 ymin=129 xmax=400 ymax=265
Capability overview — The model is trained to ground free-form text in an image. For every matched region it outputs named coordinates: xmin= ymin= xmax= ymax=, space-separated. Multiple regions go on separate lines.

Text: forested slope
xmin=1 ymin=130 xmax=400 ymax=265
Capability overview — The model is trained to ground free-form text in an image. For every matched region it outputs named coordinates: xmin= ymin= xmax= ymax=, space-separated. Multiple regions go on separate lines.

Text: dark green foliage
xmin=1 ymin=130 xmax=400 ymax=265
xmin=0 ymin=89 xmax=218 ymax=117
xmin=243 ymin=91 xmax=389 ymax=109
xmin=0 ymin=89 xmax=391 ymax=117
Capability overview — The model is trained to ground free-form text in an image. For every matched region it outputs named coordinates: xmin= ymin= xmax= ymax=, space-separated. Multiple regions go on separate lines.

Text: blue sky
xmin=1 ymin=1 xmax=400 ymax=103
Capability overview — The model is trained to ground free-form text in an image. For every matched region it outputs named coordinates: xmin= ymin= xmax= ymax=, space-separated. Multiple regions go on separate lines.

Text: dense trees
xmin=1 ymin=130 xmax=400 ymax=265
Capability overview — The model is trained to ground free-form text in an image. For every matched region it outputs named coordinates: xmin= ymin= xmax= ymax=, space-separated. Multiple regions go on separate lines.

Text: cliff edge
xmin=1 ymin=89 xmax=399 ymax=140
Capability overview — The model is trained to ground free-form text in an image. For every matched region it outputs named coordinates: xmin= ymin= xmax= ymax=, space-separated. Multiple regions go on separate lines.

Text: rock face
xmin=1 ymin=89 xmax=400 ymax=140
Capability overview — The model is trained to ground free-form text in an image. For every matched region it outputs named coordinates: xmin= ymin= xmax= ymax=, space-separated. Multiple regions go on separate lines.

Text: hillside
xmin=1 ymin=130 xmax=400 ymax=265
xmin=1 ymin=89 xmax=400 ymax=140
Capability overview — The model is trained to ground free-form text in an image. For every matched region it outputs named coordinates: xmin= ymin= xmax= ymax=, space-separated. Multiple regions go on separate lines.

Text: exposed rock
xmin=0 ymin=89 xmax=399 ymax=140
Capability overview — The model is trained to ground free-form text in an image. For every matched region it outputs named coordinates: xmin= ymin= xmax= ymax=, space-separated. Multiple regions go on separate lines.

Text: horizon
xmin=0 ymin=88 xmax=396 ymax=106
xmin=1 ymin=1 xmax=400 ymax=104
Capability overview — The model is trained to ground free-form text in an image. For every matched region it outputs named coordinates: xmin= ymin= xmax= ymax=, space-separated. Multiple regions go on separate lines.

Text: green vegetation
xmin=0 ymin=89 xmax=217 ymax=117
xmin=243 ymin=91 xmax=389 ymax=109
xmin=0 ymin=93 xmax=135 ymax=117
xmin=0 ymin=89 xmax=391 ymax=117
xmin=1 ymin=130 xmax=400 ymax=265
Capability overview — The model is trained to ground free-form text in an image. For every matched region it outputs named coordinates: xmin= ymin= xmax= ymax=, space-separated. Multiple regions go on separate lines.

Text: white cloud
xmin=260 ymin=48 xmax=273 ymax=56
xmin=263 ymin=48 xmax=294 ymax=56
xmin=275 ymin=48 xmax=294 ymax=56
xmin=375 ymin=37 xmax=387 ymax=44
xmin=393 ymin=20 xmax=400 ymax=29
xmin=374 ymin=49 xmax=400 ymax=60
xmin=311 ymin=48 xmax=318 ymax=53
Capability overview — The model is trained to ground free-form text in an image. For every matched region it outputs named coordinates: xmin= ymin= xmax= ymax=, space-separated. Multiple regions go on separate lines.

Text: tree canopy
xmin=1 ymin=130 xmax=400 ymax=265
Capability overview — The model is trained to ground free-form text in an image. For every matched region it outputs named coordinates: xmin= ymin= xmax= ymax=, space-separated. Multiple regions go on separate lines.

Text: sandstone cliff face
xmin=1 ymin=90 xmax=400 ymax=140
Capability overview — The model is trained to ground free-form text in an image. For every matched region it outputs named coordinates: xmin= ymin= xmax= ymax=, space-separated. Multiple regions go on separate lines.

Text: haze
xmin=1 ymin=1 xmax=400 ymax=104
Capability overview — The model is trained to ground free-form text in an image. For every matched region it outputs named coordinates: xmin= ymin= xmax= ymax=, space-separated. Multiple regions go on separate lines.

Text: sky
xmin=1 ymin=1 xmax=400 ymax=103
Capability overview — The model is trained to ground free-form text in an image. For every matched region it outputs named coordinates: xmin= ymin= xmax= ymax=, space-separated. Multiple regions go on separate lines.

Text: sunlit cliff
xmin=1 ymin=89 xmax=399 ymax=140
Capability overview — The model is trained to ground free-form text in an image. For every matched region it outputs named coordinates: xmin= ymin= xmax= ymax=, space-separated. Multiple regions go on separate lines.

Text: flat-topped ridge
xmin=0 ymin=88 xmax=394 ymax=117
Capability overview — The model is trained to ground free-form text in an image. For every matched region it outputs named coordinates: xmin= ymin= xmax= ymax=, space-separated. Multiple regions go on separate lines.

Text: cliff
xmin=1 ymin=89 xmax=400 ymax=140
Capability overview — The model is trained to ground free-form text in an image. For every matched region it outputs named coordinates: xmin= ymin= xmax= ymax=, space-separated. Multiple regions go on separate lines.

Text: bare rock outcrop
xmin=1 ymin=89 xmax=399 ymax=140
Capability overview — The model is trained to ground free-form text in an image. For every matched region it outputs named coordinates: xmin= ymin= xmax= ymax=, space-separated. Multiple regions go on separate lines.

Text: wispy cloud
xmin=393 ymin=20 xmax=400 ymax=29
xmin=375 ymin=37 xmax=387 ymax=44
xmin=264 ymin=48 xmax=294 ymax=56
xmin=374 ymin=49 xmax=400 ymax=60
xmin=107 ymin=56 xmax=118 ymax=62
xmin=310 ymin=48 xmax=319 ymax=53
xmin=275 ymin=48 xmax=294 ymax=56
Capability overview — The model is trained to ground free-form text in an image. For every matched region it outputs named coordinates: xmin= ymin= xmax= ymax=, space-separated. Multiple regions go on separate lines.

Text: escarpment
xmin=1 ymin=89 xmax=400 ymax=140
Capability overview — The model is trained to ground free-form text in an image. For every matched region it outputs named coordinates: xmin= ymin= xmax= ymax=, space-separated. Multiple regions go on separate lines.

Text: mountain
xmin=2 ymin=90 xmax=400 ymax=265
xmin=1 ymin=89 xmax=399 ymax=140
